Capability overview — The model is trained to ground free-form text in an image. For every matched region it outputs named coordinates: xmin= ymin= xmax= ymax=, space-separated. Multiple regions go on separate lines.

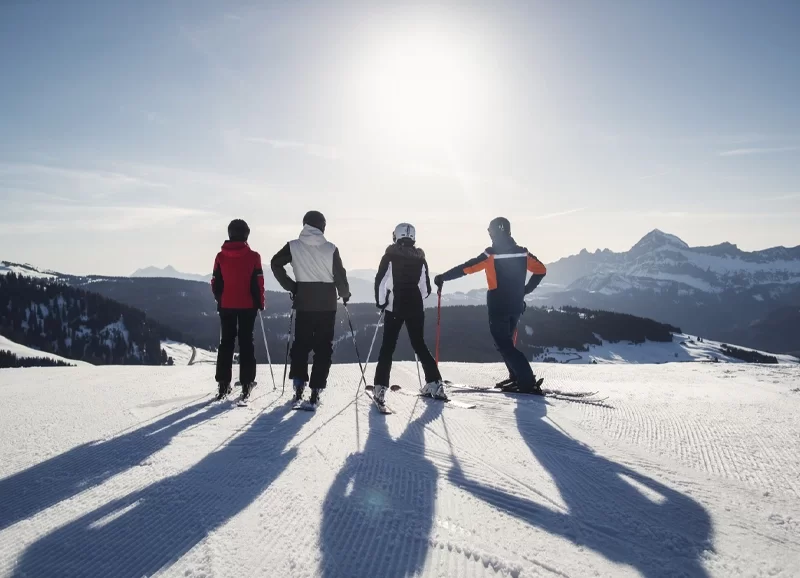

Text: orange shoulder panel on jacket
xmin=527 ymin=254 xmax=547 ymax=275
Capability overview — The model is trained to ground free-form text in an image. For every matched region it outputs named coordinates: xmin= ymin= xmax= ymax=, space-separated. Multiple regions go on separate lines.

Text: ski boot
xmin=373 ymin=384 xmax=389 ymax=405
xmin=500 ymin=379 xmax=544 ymax=395
xmin=241 ymin=381 xmax=255 ymax=402
xmin=308 ymin=388 xmax=322 ymax=409
xmin=215 ymin=381 xmax=232 ymax=401
xmin=421 ymin=380 xmax=449 ymax=400
xmin=495 ymin=376 xmax=515 ymax=388
xmin=292 ymin=379 xmax=306 ymax=403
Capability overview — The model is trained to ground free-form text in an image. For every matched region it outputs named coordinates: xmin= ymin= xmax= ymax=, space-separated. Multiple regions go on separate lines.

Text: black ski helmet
xmin=228 ymin=218 xmax=250 ymax=242
xmin=303 ymin=210 xmax=326 ymax=233
xmin=488 ymin=217 xmax=511 ymax=238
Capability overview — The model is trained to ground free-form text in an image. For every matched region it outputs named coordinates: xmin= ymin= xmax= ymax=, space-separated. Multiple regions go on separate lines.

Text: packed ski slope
xmin=1 ymin=362 xmax=799 ymax=577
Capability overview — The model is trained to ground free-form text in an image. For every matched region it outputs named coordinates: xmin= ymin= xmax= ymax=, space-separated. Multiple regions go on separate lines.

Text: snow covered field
xmin=1 ymin=362 xmax=799 ymax=577
xmin=532 ymin=333 xmax=800 ymax=365
xmin=160 ymin=340 xmax=216 ymax=366
xmin=0 ymin=335 xmax=92 ymax=367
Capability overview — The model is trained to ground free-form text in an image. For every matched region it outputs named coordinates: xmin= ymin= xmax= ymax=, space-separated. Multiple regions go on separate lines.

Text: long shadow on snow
xmin=449 ymin=397 xmax=714 ymax=577
xmin=321 ymin=398 xmax=443 ymax=578
xmin=12 ymin=402 xmax=310 ymax=578
xmin=0 ymin=399 xmax=227 ymax=531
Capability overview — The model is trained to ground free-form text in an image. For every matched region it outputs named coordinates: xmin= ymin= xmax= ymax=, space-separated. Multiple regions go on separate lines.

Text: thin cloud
xmin=718 ymin=146 xmax=799 ymax=157
xmin=638 ymin=168 xmax=677 ymax=181
xmin=245 ymin=137 xmax=342 ymax=160
xmin=0 ymin=205 xmax=214 ymax=235
xmin=759 ymin=192 xmax=800 ymax=202
xmin=532 ymin=207 xmax=587 ymax=221
xmin=0 ymin=162 xmax=170 ymax=192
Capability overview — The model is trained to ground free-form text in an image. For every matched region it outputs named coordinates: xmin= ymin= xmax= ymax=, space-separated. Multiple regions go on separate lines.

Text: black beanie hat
xmin=303 ymin=210 xmax=326 ymax=233
xmin=228 ymin=219 xmax=250 ymax=242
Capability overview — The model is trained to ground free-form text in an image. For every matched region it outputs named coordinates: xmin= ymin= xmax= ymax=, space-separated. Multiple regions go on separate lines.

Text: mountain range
xmin=5 ymin=227 xmax=800 ymax=355
xmin=537 ymin=229 xmax=800 ymax=354
xmin=129 ymin=265 xmax=504 ymax=304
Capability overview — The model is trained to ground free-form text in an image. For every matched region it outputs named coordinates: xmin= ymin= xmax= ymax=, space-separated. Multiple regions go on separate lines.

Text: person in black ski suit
xmin=270 ymin=211 xmax=351 ymax=407
xmin=373 ymin=223 xmax=446 ymax=404
xmin=434 ymin=217 xmax=547 ymax=394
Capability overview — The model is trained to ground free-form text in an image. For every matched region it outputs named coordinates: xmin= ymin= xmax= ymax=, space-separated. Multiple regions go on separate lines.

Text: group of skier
xmin=210 ymin=211 xmax=547 ymax=410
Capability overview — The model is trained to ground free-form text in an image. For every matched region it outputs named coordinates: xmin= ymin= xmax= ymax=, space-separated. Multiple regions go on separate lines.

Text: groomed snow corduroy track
xmin=1 ymin=362 xmax=799 ymax=577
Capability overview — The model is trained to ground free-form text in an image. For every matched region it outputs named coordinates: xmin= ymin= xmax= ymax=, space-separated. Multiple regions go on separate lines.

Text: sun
xmin=358 ymin=21 xmax=478 ymax=145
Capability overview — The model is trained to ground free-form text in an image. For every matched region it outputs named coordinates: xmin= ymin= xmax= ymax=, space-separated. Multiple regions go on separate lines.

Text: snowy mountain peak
xmin=631 ymin=229 xmax=689 ymax=253
xmin=131 ymin=266 xmax=211 ymax=283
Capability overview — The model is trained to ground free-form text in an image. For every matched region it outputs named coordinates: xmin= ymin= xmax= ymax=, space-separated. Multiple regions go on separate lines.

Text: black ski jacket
xmin=375 ymin=243 xmax=431 ymax=317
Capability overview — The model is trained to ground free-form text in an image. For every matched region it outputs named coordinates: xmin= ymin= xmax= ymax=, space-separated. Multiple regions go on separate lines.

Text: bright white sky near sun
xmin=1 ymin=1 xmax=799 ymax=276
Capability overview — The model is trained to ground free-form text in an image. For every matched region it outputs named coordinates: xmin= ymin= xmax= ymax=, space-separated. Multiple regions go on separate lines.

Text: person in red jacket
xmin=211 ymin=219 xmax=265 ymax=401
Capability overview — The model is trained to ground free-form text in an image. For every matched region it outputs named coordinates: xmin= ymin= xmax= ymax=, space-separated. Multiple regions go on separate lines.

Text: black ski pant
xmin=488 ymin=312 xmax=535 ymax=388
xmin=374 ymin=310 xmax=441 ymax=387
xmin=215 ymin=309 xmax=257 ymax=385
xmin=289 ymin=310 xmax=336 ymax=390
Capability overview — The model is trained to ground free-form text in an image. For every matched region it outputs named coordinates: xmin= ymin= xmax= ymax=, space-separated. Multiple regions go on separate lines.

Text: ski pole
xmin=258 ymin=311 xmax=276 ymax=390
xmin=415 ymin=354 xmax=423 ymax=388
xmin=359 ymin=310 xmax=384 ymax=390
xmin=344 ymin=305 xmax=368 ymax=393
xmin=282 ymin=309 xmax=295 ymax=396
xmin=435 ymin=291 xmax=442 ymax=364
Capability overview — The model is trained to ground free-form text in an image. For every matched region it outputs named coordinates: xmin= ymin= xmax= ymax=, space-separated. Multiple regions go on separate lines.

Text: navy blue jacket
xmin=440 ymin=237 xmax=546 ymax=315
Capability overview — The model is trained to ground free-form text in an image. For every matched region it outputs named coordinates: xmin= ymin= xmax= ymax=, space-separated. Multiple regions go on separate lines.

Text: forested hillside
xmin=0 ymin=273 xmax=180 ymax=365
xmin=71 ymin=276 xmax=291 ymax=350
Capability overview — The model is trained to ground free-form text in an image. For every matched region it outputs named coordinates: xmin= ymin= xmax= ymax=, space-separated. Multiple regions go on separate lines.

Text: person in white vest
xmin=271 ymin=211 xmax=351 ymax=408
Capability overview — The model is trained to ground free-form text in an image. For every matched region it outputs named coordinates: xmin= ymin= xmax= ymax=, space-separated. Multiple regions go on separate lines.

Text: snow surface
xmin=160 ymin=340 xmax=216 ymax=366
xmin=0 ymin=335 xmax=91 ymax=367
xmin=533 ymin=333 xmax=800 ymax=365
xmin=1 ymin=362 xmax=800 ymax=577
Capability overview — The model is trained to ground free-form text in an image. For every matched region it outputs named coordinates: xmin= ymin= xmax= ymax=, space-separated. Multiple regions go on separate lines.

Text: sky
xmin=1 ymin=0 xmax=799 ymax=276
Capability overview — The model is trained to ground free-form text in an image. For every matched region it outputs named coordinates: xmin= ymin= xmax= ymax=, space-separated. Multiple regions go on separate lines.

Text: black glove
xmin=433 ymin=275 xmax=444 ymax=292
xmin=342 ymin=292 xmax=351 ymax=305
xmin=376 ymin=301 xmax=388 ymax=310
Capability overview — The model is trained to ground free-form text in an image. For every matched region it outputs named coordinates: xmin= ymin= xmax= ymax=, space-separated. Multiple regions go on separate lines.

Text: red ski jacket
xmin=211 ymin=241 xmax=265 ymax=310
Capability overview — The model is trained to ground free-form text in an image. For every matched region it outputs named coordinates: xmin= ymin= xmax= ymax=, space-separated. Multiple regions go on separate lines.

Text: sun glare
xmin=359 ymin=23 xmax=478 ymax=144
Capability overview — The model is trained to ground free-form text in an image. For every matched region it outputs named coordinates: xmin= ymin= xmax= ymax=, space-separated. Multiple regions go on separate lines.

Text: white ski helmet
xmin=393 ymin=223 xmax=416 ymax=243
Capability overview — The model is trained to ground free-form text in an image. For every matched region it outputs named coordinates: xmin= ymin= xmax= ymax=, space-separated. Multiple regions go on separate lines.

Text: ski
xmin=457 ymin=383 xmax=598 ymax=399
xmin=450 ymin=387 xmax=609 ymax=406
xmin=293 ymin=402 xmax=318 ymax=412
xmin=392 ymin=386 xmax=476 ymax=409
xmin=364 ymin=385 xmax=401 ymax=392
xmin=543 ymin=389 xmax=598 ymax=398
xmin=364 ymin=390 xmax=393 ymax=414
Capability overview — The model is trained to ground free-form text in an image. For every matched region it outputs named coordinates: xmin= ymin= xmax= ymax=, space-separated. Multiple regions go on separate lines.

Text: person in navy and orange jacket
xmin=434 ymin=217 xmax=547 ymax=394
xmin=211 ymin=219 xmax=265 ymax=401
